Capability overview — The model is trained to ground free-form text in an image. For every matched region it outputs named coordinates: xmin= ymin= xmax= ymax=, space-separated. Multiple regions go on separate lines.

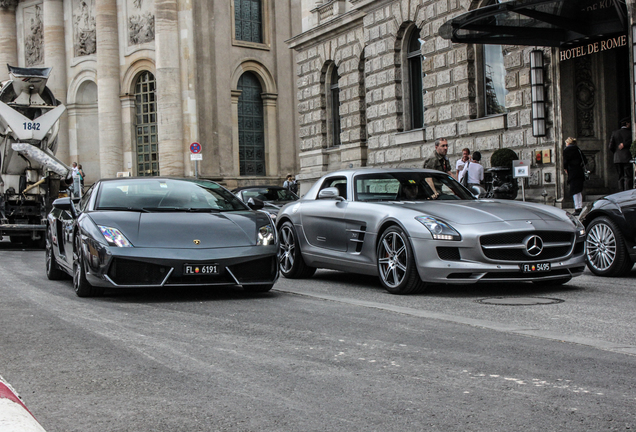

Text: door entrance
xmin=559 ymin=44 xmax=631 ymax=197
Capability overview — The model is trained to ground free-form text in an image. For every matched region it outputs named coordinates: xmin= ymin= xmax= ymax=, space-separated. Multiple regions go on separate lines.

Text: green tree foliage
xmin=490 ymin=148 xmax=519 ymax=168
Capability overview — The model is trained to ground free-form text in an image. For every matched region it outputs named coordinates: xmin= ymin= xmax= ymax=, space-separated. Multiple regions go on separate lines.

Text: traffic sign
xmin=190 ymin=142 xmax=201 ymax=154
xmin=190 ymin=154 xmax=202 ymax=161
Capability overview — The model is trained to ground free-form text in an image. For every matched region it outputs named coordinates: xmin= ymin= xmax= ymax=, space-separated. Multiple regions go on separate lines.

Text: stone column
xmin=96 ymin=0 xmax=123 ymax=178
xmin=262 ymin=93 xmax=279 ymax=177
xmin=43 ymin=0 xmax=69 ymax=164
xmin=231 ymin=90 xmax=242 ymax=176
xmin=155 ymin=0 xmax=185 ymax=176
xmin=0 ymin=1 xmax=18 ymax=81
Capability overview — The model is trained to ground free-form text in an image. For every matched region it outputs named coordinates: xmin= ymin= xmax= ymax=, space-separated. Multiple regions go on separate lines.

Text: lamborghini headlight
xmin=415 ymin=216 xmax=461 ymax=241
xmin=257 ymin=224 xmax=276 ymax=246
xmin=98 ymin=226 xmax=133 ymax=247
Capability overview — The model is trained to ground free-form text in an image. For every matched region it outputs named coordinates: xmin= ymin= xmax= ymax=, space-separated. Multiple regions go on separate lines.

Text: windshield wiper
xmin=141 ymin=207 xmax=221 ymax=213
xmin=97 ymin=206 xmax=150 ymax=212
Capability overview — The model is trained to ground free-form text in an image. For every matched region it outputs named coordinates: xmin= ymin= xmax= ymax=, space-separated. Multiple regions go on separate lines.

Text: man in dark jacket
xmin=423 ymin=138 xmax=451 ymax=199
xmin=609 ymin=117 xmax=633 ymax=191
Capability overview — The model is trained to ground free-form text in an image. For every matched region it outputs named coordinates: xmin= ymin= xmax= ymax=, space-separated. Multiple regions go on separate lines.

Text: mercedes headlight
xmin=257 ymin=224 xmax=276 ymax=246
xmin=98 ymin=226 xmax=133 ymax=247
xmin=415 ymin=216 xmax=461 ymax=241
xmin=566 ymin=212 xmax=585 ymax=236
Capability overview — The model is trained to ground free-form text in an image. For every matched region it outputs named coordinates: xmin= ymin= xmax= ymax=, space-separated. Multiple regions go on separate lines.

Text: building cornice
xmin=286 ymin=9 xmax=365 ymax=50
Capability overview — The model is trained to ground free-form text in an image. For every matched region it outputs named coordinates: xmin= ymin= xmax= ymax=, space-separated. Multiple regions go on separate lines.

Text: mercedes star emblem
xmin=524 ymin=235 xmax=543 ymax=257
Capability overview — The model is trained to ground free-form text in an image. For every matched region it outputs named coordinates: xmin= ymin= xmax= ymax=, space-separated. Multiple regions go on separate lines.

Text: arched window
xmin=328 ymin=66 xmax=341 ymax=147
xmin=407 ymin=29 xmax=424 ymax=130
xmin=238 ymin=72 xmax=265 ymax=176
xmin=234 ymin=0 xmax=263 ymax=43
xmin=483 ymin=45 xmax=507 ymax=115
xmin=134 ymin=71 xmax=159 ymax=176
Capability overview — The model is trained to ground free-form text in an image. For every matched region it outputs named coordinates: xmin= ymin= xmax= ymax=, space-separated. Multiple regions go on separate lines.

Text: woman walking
xmin=563 ymin=137 xmax=588 ymax=216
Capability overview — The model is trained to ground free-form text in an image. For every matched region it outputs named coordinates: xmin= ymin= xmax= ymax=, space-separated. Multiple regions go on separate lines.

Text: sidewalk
xmin=0 ymin=375 xmax=47 ymax=432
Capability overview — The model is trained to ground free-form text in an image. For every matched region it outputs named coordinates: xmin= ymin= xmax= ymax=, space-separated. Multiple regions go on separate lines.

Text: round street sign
xmin=190 ymin=142 xmax=202 ymax=154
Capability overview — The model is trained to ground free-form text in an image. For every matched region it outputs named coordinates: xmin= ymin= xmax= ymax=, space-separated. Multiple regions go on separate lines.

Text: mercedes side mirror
xmin=318 ymin=187 xmax=344 ymax=201
xmin=470 ymin=185 xmax=487 ymax=199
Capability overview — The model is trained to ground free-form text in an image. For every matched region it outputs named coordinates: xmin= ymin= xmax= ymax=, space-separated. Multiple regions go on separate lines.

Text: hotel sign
xmin=559 ymin=34 xmax=627 ymax=61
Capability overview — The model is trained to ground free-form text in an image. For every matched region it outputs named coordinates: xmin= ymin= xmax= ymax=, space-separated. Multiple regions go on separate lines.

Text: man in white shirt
xmin=459 ymin=151 xmax=484 ymax=187
xmin=455 ymin=148 xmax=470 ymax=179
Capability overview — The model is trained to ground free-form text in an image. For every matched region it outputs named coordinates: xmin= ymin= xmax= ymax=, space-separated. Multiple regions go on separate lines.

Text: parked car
xmin=580 ymin=189 xmax=636 ymax=277
xmin=276 ymin=168 xmax=586 ymax=294
xmin=232 ymin=186 xmax=299 ymax=221
xmin=45 ymin=177 xmax=278 ymax=297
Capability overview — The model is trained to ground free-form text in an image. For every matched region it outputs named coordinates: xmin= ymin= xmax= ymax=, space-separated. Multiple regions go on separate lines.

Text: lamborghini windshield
xmin=96 ymin=179 xmax=248 ymax=212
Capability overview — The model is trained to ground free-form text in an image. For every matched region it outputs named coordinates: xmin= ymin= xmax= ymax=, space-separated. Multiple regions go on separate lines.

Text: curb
xmin=0 ymin=375 xmax=47 ymax=432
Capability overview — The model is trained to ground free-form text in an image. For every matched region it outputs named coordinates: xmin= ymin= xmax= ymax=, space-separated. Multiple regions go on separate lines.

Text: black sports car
xmin=45 ymin=177 xmax=278 ymax=297
xmin=232 ymin=186 xmax=299 ymax=221
xmin=581 ymin=189 xmax=636 ymax=277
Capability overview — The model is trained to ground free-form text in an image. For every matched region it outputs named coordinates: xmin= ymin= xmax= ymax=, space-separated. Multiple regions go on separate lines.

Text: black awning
xmin=439 ymin=0 xmax=628 ymax=47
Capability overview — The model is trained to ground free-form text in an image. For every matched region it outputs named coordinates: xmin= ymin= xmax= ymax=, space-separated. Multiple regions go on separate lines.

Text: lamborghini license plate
xmin=184 ymin=264 xmax=219 ymax=275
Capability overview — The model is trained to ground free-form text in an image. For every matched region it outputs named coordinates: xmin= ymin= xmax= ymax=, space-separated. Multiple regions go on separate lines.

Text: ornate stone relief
xmin=127 ymin=0 xmax=155 ymax=46
xmin=24 ymin=4 xmax=44 ymax=66
xmin=575 ymin=56 xmax=595 ymax=137
xmin=73 ymin=0 xmax=96 ymax=57
xmin=0 ymin=0 xmax=19 ymax=9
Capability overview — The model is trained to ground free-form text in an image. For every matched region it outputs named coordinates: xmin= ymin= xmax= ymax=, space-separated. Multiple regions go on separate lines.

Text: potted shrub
xmin=488 ymin=148 xmax=519 ymax=200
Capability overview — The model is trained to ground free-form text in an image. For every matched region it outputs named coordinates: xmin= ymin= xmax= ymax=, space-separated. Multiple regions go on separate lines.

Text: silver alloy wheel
xmin=378 ymin=231 xmax=408 ymax=288
xmin=279 ymin=224 xmax=295 ymax=273
xmin=586 ymin=222 xmax=617 ymax=272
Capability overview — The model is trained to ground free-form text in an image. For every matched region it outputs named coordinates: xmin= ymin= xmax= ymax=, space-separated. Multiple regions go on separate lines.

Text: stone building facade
xmin=0 ymin=0 xmax=301 ymax=189
xmin=288 ymin=0 xmax=635 ymax=204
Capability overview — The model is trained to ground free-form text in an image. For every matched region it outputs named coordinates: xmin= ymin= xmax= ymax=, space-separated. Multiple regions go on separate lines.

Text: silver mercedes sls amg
xmin=276 ymin=168 xmax=586 ymax=294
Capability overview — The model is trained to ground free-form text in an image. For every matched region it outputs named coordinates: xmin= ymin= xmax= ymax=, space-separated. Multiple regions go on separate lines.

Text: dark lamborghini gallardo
xmin=45 ymin=177 xmax=278 ymax=297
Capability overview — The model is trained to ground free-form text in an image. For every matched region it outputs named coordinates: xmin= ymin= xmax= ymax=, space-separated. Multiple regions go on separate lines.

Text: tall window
xmin=407 ymin=29 xmax=424 ymax=130
xmin=328 ymin=66 xmax=341 ymax=147
xmin=234 ymin=0 xmax=262 ymax=43
xmin=483 ymin=45 xmax=507 ymax=115
xmin=238 ymin=72 xmax=265 ymax=176
xmin=134 ymin=71 xmax=159 ymax=176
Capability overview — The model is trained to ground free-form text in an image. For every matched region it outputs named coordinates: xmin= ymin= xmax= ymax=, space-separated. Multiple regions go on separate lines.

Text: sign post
xmin=512 ymin=160 xmax=531 ymax=202
xmin=190 ymin=142 xmax=202 ymax=179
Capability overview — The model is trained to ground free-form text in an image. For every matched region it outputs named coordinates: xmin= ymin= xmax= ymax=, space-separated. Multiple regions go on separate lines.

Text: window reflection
xmin=484 ymin=44 xmax=507 ymax=115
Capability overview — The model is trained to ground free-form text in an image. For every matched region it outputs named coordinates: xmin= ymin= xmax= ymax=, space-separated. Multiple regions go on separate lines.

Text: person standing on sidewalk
xmin=563 ymin=137 xmax=587 ymax=216
xmin=458 ymin=151 xmax=485 ymax=188
xmin=455 ymin=147 xmax=470 ymax=180
xmin=423 ymin=138 xmax=451 ymax=199
xmin=609 ymin=117 xmax=633 ymax=191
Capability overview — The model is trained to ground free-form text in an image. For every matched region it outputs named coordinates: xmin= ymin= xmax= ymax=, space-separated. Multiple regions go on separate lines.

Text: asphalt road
xmin=0 ymin=241 xmax=635 ymax=431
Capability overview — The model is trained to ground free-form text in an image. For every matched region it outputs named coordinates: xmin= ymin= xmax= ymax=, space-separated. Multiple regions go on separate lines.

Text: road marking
xmin=274 ymin=287 xmax=636 ymax=357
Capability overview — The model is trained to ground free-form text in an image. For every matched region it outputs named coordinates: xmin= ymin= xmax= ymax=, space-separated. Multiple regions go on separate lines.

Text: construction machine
xmin=0 ymin=65 xmax=71 ymax=247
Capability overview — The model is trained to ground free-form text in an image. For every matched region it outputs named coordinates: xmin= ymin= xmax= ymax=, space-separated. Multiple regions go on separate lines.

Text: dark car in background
xmin=232 ymin=186 xmax=299 ymax=221
xmin=45 ymin=177 xmax=278 ymax=297
xmin=581 ymin=189 xmax=636 ymax=277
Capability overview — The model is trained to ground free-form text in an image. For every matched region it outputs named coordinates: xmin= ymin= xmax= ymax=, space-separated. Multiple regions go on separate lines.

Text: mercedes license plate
xmin=184 ymin=264 xmax=219 ymax=275
xmin=521 ymin=262 xmax=551 ymax=273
